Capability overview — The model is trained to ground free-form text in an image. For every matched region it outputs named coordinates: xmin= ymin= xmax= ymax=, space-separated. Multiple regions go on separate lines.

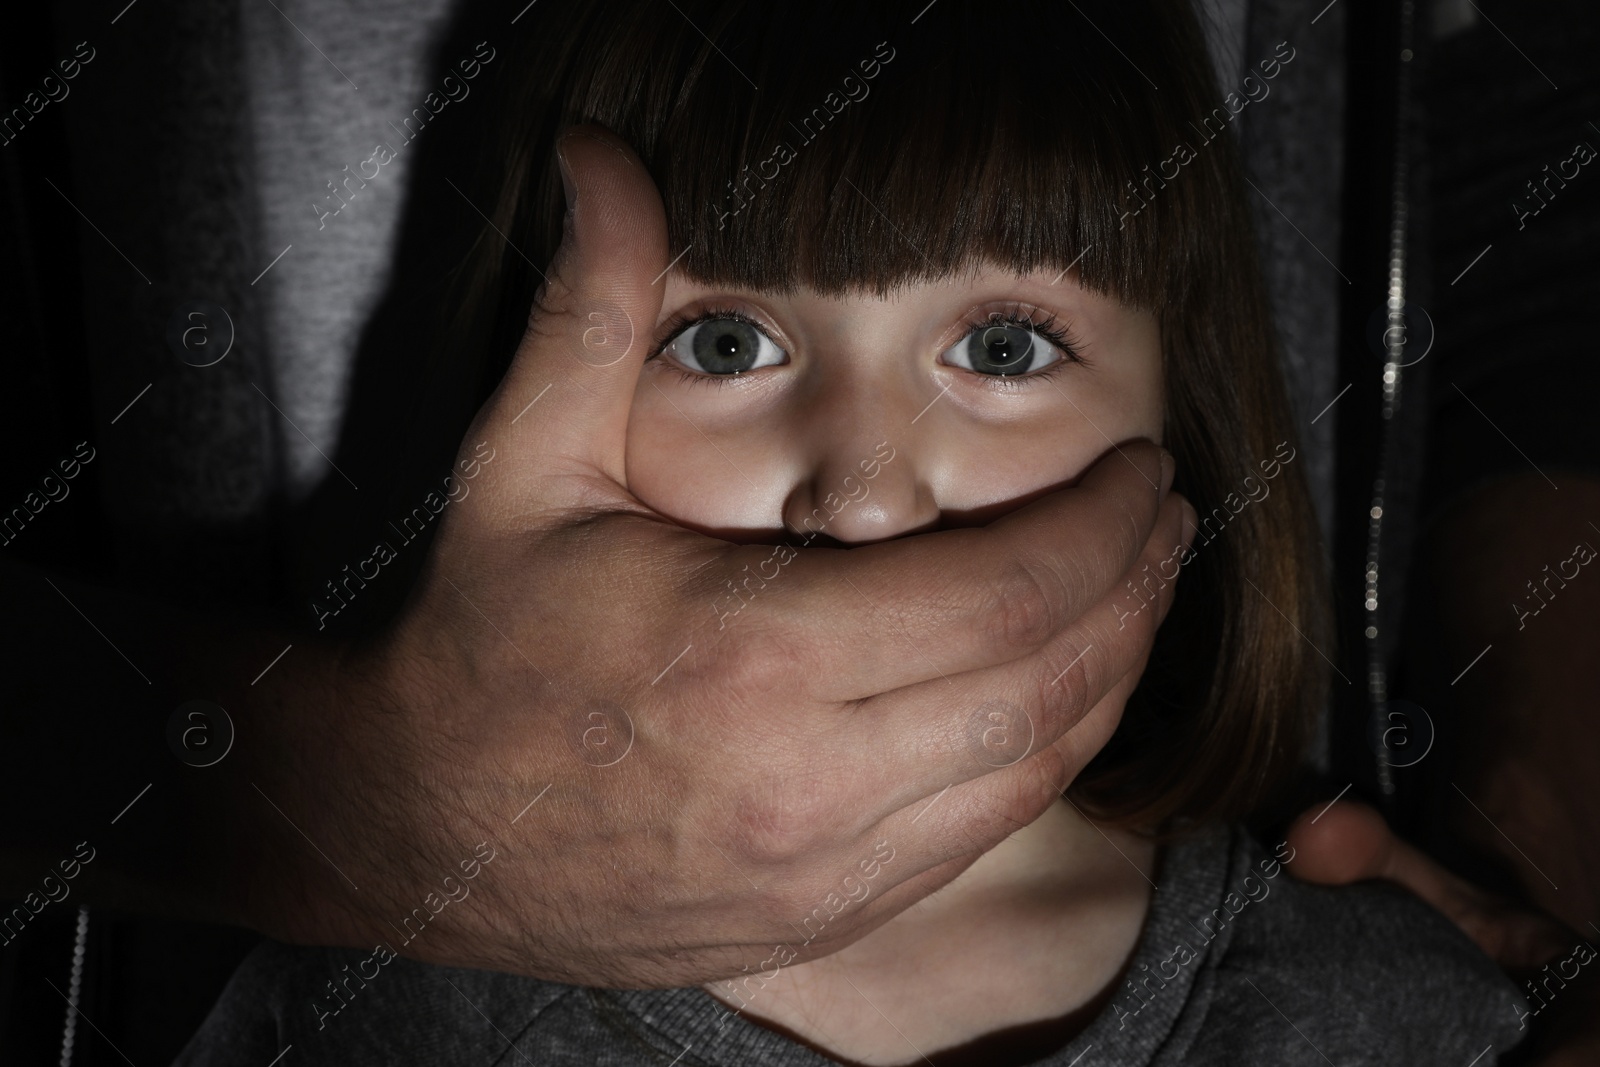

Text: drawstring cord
xmin=57 ymin=905 xmax=90 ymax=1067
xmin=1366 ymin=0 xmax=1418 ymax=798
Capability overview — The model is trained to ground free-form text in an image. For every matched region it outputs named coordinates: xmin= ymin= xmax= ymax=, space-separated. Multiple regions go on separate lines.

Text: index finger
xmin=711 ymin=440 xmax=1170 ymax=701
xmin=1287 ymin=800 xmax=1572 ymax=970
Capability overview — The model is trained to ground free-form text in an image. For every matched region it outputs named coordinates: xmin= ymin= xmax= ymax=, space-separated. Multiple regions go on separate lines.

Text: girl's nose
xmin=779 ymin=384 xmax=941 ymax=546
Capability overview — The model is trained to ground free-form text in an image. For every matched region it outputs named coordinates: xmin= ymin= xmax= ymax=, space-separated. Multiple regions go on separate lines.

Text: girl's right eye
xmin=660 ymin=316 xmax=789 ymax=377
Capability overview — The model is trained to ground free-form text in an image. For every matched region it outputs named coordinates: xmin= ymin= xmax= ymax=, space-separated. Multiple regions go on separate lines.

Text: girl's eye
xmin=661 ymin=317 xmax=788 ymax=376
xmin=939 ymin=320 xmax=1064 ymax=377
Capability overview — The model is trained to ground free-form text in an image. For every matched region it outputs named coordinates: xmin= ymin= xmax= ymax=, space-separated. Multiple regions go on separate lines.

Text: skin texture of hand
xmin=1287 ymin=800 xmax=1600 ymax=1065
xmin=217 ymin=124 xmax=1195 ymax=989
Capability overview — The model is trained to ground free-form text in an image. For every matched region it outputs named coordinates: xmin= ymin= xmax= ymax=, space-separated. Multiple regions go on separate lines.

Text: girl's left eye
xmin=659 ymin=315 xmax=788 ymax=377
xmin=938 ymin=313 xmax=1074 ymax=378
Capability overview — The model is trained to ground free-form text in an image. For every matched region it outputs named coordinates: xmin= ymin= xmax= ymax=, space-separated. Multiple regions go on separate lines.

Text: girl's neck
xmin=703 ymin=797 xmax=1159 ymax=1067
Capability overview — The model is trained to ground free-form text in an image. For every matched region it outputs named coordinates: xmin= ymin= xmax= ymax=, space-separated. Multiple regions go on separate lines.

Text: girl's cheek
xmin=624 ymin=395 xmax=793 ymax=533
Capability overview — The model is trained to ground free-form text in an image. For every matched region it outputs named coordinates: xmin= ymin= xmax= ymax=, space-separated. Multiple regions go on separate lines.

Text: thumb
xmin=1286 ymin=799 xmax=1571 ymax=970
xmin=478 ymin=123 xmax=671 ymax=503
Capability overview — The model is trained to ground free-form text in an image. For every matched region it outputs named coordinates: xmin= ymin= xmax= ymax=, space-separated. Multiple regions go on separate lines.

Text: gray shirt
xmin=172 ymin=824 xmax=1528 ymax=1066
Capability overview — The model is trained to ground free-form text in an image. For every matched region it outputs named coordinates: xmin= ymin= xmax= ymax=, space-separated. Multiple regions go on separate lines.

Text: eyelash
xmin=647 ymin=303 xmax=1086 ymax=391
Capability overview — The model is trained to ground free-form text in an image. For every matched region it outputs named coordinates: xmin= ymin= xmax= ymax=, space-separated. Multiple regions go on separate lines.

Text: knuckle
xmin=990 ymin=560 xmax=1060 ymax=650
xmin=718 ymin=623 xmax=797 ymax=696
xmin=1032 ymin=646 xmax=1089 ymax=740
xmin=674 ymin=615 xmax=795 ymax=699
xmin=965 ymin=757 xmax=1062 ymax=850
xmin=1006 ymin=751 xmax=1069 ymax=820
xmin=725 ymin=779 xmax=827 ymax=867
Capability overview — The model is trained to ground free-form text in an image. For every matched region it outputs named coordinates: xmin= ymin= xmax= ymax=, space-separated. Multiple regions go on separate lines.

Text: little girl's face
xmin=625 ymin=263 xmax=1164 ymax=543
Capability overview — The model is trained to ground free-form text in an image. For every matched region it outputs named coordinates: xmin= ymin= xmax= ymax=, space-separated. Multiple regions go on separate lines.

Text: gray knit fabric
xmin=172 ymin=824 xmax=1526 ymax=1066
xmin=234 ymin=0 xmax=460 ymax=501
xmin=59 ymin=0 xmax=458 ymax=600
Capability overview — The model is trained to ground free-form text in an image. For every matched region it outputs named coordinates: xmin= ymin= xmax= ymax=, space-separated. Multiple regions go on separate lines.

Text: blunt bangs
xmin=489 ymin=0 xmax=1230 ymax=310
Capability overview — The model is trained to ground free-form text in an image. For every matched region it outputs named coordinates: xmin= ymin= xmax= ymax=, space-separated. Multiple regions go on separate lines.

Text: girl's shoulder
xmin=1157 ymin=823 xmax=1531 ymax=1066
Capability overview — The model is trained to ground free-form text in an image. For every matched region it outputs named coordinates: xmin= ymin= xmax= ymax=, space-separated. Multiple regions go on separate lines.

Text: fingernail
xmin=1179 ymin=498 xmax=1198 ymax=550
xmin=1158 ymin=449 xmax=1175 ymax=499
xmin=556 ymin=140 xmax=578 ymax=213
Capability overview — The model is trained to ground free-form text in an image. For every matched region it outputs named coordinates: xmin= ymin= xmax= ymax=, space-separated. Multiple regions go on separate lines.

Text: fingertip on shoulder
xmin=1284 ymin=799 xmax=1395 ymax=885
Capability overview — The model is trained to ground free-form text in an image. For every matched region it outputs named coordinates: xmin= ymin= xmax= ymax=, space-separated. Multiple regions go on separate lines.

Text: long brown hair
xmin=444 ymin=0 xmax=1330 ymax=834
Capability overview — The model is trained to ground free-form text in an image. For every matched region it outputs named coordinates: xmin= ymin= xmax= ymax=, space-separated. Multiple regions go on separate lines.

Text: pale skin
xmin=625 ymin=264 xmax=1167 ymax=1063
